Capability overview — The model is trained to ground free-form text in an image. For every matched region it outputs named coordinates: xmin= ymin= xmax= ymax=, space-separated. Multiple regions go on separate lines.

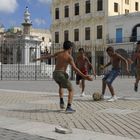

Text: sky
xmin=0 ymin=0 xmax=52 ymax=30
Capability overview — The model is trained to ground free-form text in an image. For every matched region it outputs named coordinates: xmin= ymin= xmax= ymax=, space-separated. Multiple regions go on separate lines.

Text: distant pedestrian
xmin=101 ymin=46 xmax=129 ymax=101
xmin=133 ymin=41 xmax=140 ymax=92
xmin=34 ymin=41 xmax=93 ymax=113
xmin=75 ymin=48 xmax=95 ymax=97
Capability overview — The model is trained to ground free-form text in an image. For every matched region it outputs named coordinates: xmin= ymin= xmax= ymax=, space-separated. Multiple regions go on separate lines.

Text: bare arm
xmin=34 ymin=52 xmax=60 ymax=61
xmin=103 ymin=61 xmax=111 ymax=69
xmin=86 ymin=57 xmax=96 ymax=76
xmin=117 ymin=54 xmax=129 ymax=73
xmin=69 ymin=56 xmax=92 ymax=81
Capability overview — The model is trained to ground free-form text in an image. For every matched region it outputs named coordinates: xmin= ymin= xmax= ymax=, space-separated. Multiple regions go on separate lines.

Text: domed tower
xmin=22 ymin=6 xmax=32 ymax=35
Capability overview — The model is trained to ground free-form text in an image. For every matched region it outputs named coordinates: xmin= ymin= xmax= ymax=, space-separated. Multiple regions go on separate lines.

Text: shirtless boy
xmin=75 ymin=48 xmax=95 ymax=96
xmin=133 ymin=41 xmax=140 ymax=92
xmin=34 ymin=41 xmax=92 ymax=113
xmin=101 ymin=46 xmax=129 ymax=101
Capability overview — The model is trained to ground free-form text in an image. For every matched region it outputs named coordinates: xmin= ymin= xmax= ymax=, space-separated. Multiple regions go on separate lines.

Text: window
xmin=97 ymin=25 xmax=102 ymax=39
xmin=55 ymin=32 xmax=59 ymax=43
xmin=74 ymin=29 xmax=79 ymax=41
xmin=75 ymin=3 xmax=79 ymax=15
xmin=114 ymin=3 xmax=118 ymax=12
xmin=85 ymin=27 xmax=90 ymax=40
xmin=64 ymin=6 xmax=69 ymax=17
xmin=55 ymin=8 xmax=59 ymax=19
xmin=125 ymin=0 xmax=129 ymax=4
xmin=97 ymin=0 xmax=103 ymax=11
xmin=125 ymin=9 xmax=129 ymax=14
xmin=64 ymin=30 xmax=69 ymax=41
xmin=85 ymin=0 xmax=90 ymax=13
xmin=135 ymin=2 xmax=139 ymax=11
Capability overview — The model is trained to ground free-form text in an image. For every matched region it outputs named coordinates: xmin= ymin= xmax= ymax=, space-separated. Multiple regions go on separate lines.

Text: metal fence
xmin=0 ymin=41 xmax=136 ymax=80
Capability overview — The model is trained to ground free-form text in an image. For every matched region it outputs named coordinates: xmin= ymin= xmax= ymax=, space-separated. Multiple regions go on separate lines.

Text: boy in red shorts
xmin=75 ymin=48 xmax=95 ymax=97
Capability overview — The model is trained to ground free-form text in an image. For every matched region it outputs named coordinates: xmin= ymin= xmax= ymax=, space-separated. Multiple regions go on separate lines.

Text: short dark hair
xmin=106 ymin=46 xmax=114 ymax=52
xmin=63 ymin=41 xmax=73 ymax=50
xmin=78 ymin=48 xmax=84 ymax=52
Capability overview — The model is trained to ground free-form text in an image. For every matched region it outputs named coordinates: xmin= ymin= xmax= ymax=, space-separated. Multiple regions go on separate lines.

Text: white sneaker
xmin=101 ymin=94 xmax=105 ymax=100
xmin=107 ymin=95 xmax=117 ymax=102
xmin=80 ymin=92 xmax=85 ymax=97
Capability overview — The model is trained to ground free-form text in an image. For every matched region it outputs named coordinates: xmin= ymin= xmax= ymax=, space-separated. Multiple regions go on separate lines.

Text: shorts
xmin=102 ymin=68 xmax=120 ymax=85
xmin=76 ymin=74 xmax=84 ymax=82
xmin=76 ymin=69 xmax=87 ymax=83
xmin=53 ymin=70 xmax=72 ymax=90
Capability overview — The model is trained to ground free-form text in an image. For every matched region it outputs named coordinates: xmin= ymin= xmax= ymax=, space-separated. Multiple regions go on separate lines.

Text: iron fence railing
xmin=0 ymin=41 xmax=137 ymax=80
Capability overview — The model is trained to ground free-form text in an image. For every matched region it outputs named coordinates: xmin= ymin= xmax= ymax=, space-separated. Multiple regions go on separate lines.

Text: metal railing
xmin=0 ymin=41 xmax=136 ymax=80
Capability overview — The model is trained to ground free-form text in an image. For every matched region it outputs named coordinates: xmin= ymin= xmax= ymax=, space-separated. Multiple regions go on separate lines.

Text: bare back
xmin=55 ymin=51 xmax=71 ymax=72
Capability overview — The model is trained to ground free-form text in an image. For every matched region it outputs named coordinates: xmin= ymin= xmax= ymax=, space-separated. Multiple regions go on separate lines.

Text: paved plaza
xmin=0 ymin=77 xmax=140 ymax=140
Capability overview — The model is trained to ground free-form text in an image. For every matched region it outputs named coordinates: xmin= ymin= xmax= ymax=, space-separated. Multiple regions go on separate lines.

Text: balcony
xmin=94 ymin=11 xmax=105 ymax=18
xmin=83 ymin=13 xmax=92 ymax=20
xmin=106 ymin=36 xmax=140 ymax=44
xmin=71 ymin=15 xmax=81 ymax=22
xmin=63 ymin=17 xmax=70 ymax=23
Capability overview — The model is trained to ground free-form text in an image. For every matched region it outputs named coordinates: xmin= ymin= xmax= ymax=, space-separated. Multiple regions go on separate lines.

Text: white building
xmin=51 ymin=0 xmax=140 ymax=48
xmin=107 ymin=12 xmax=140 ymax=47
xmin=51 ymin=0 xmax=140 ymax=75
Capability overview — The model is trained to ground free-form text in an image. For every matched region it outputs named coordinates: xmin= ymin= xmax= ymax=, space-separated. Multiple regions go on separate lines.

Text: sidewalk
xmin=0 ymin=78 xmax=140 ymax=140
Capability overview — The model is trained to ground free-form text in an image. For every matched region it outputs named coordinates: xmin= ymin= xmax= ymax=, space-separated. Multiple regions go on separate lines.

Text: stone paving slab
xmin=0 ymin=79 xmax=140 ymax=139
xmin=0 ymin=90 xmax=140 ymax=139
xmin=0 ymin=116 xmax=139 ymax=140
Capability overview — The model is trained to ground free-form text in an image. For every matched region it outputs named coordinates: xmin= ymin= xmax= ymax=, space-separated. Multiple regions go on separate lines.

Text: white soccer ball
xmin=92 ymin=92 xmax=101 ymax=101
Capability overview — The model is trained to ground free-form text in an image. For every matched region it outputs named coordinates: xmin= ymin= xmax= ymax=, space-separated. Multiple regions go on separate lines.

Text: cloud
xmin=34 ymin=18 xmax=46 ymax=26
xmin=0 ymin=0 xmax=18 ymax=13
xmin=38 ymin=0 xmax=52 ymax=4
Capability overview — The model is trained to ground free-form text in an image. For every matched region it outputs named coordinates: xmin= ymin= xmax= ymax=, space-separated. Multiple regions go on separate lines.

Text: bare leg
xmin=81 ymin=79 xmax=85 ymax=93
xmin=59 ymin=86 xmax=64 ymax=109
xmin=107 ymin=84 xmax=115 ymax=96
xmin=67 ymin=88 xmax=73 ymax=105
xmin=135 ymin=77 xmax=140 ymax=86
xmin=59 ymin=86 xmax=63 ymax=98
xmin=102 ymin=79 xmax=106 ymax=95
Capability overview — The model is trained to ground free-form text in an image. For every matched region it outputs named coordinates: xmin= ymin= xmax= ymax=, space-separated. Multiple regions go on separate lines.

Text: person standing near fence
xmin=75 ymin=48 xmax=95 ymax=97
xmin=133 ymin=41 xmax=140 ymax=92
xmin=34 ymin=41 xmax=93 ymax=113
xmin=101 ymin=46 xmax=129 ymax=102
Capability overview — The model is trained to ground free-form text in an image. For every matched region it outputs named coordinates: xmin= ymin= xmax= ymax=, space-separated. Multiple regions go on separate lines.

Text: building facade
xmin=51 ymin=0 xmax=140 ymax=75
xmin=51 ymin=0 xmax=140 ymax=48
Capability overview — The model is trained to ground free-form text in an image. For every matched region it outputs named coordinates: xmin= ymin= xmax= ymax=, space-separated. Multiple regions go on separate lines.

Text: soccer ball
xmin=92 ymin=92 xmax=101 ymax=101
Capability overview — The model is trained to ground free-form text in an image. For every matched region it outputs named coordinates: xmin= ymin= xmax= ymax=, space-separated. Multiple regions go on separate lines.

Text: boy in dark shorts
xmin=133 ymin=41 xmax=140 ymax=92
xmin=75 ymin=48 xmax=95 ymax=96
xmin=34 ymin=41 xmax=92 ymax=113
xmin=101 ymin=46 xmax=129 ymax=101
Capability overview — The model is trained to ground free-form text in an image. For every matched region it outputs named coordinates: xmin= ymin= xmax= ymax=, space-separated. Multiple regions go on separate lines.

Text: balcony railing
xmin=106 ymin=36 xmax=140 ymax=44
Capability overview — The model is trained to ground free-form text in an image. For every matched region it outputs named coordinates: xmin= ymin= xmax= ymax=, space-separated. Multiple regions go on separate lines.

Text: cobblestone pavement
xmin=0 ymin=78 xmax=140 ymax=139
xmin=0 ymin=127 xmax=54 ymax=140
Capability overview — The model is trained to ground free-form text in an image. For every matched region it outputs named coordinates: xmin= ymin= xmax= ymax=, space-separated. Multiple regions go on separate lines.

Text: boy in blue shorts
xmin=101 ymin=46 xmax=129 ymax=101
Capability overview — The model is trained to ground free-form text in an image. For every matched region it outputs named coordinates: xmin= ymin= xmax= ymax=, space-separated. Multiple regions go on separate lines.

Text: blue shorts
xmin=103 ymin=68 xmax=120 ymax=85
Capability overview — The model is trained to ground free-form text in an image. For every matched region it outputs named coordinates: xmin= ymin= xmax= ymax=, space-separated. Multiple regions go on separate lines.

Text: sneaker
xmin=60 ymin=103 xmax=65 ymax=109
xmin=107 ymin=95 xmax=117 ymax=102
xmin=101 ymin=94 xmax=105 ymax=100
xmin=134 ymin=83 xmax=138 ymax=92
xmin=65 ymin=107 xmax=76 ymax=113
xmin=80 ymin=92 xmax=85 ymax=97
